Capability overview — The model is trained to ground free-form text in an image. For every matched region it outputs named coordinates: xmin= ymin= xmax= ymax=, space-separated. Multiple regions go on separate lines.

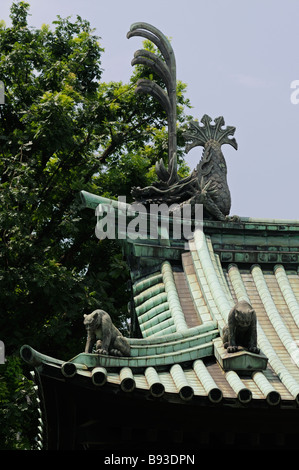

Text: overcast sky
xmin=1 ymin=0 xmax=299 ymax=220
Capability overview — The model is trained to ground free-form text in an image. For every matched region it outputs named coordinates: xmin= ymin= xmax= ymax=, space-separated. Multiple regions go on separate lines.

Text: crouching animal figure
xmin=222 ymin=300 xmax=260 ymax=354
xmin=84 ymin=309 xmax=130 ymax=357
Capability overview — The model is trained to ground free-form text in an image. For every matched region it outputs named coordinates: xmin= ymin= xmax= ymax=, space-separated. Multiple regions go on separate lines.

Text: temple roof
xmin=21 ymin=210 xmax=299 ymax=409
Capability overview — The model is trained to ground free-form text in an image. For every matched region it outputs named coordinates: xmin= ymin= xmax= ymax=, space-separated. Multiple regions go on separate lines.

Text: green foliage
xmin=1 ymin=2 xmax=105 ymax=359
xmin=0 ymin=356 xmax=40 ymax=450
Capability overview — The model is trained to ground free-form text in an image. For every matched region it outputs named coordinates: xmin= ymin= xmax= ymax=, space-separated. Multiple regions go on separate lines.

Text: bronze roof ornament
xmin=127 ymin=22 xmax=178 ymax=185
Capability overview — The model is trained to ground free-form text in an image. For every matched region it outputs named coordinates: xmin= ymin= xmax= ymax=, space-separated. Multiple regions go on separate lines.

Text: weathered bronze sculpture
xmin=183 ymin=115 xmax=237 ymax=220
xmin=222 ymin=301 xmax=260 ymax=354
xmin=127 ymin=22 xmax=178 ymax=186
xmin=84 ymin=310 xmax=131 ymax=357
xmin=127 ymin=23 xmax=238 ymax=221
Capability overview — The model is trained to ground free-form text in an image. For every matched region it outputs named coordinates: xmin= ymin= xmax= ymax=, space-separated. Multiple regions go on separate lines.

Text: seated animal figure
xmin=83 ymin=309 xmax=130 ymax=357
xmin=222 ymin=300 xmax=260 ymax=354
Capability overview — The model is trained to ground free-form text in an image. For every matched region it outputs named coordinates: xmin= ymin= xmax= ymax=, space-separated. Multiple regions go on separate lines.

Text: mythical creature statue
xmin=222 ymin=300 xmax=260 ymax=354
xmin=182 ymin=115 xmax=238 ymax=221
xmin=127 ymin=23 xmax=238 ymax=221
xmin=131 ymin=114 xmax=238 ymax=221
xmin=84 ymin=309 xmax=131 ymax=357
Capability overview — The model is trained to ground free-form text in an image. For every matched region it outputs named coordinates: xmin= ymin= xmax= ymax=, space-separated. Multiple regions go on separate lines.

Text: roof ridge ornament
xmin=183 ymin=114 xmax=238 ymax=152
xmin=128 ymin=23 xmax=239 ymax=222
xmin=127 ymin=22 xmax=178 ymax=185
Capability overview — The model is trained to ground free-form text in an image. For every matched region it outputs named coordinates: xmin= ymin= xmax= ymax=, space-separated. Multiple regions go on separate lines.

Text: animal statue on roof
xmin=127 ymin=23 xmax=238 ymax=222
xmin=222 ymin=300 xmax=260 ymax=354
xmin=84 ymin=309 xmax=131 ymax=357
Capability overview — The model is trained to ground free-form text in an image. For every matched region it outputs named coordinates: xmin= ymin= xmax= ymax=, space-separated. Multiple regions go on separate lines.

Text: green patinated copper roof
xmin=20 ymin=199 xmax=299 ymax=407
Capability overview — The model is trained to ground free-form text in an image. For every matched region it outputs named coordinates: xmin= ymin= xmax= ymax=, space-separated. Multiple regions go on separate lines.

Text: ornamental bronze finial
xmin=127 ymin=22 xmax=178 ymax=185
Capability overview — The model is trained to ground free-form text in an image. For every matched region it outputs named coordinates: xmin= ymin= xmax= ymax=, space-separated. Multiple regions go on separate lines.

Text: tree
xmin=0 ymin=1 xmax=193 ymax=449
xmin=0 ymin=355 xmax=40 ymax=450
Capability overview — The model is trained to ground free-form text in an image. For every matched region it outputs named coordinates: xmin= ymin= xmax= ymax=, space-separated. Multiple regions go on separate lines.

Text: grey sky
xmin=1 ymin=0 xmax=299 ymax=219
